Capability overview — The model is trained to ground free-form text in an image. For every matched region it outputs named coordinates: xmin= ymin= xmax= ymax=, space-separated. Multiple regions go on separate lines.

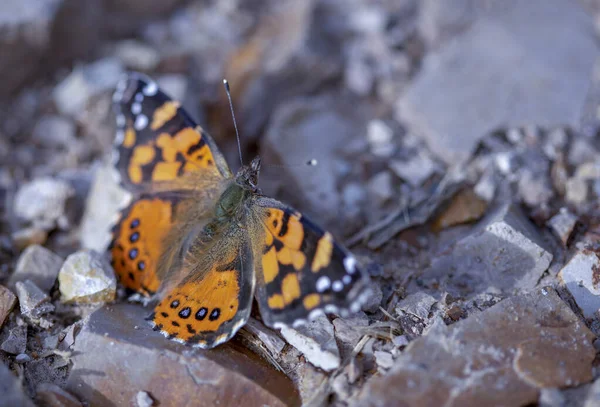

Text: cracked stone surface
xmin=397 ymin=0 xmax=599 ymax=164
xmin=559 ymin=250 xmax=600 ymax=319
xmin=58 ymin=250 xmax=116 ymax=304
xmin=355 ymin=288 xmax=595 ymax=407
xmin=10 ymin=245 xmax=63 ymax=293
xmin=422 ymin=203 xmax=553 ymax=296
xmin=65 ymin=303 xmax=300 ymax=406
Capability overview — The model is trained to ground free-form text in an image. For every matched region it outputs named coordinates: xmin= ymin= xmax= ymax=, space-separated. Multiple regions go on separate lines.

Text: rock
xmin=518 ymin=169 xmax=554 ymax=207
xmin=333 ymin=314 xmax=369 ymax=354
xmin=80 ymin=162 xmax=129 ymax=252
xmin=53 ymin=57 xmax=124 ymax=116
xmin=566 ymin=176 xmax=590 ymax=205
xmin=114 ymin=40 xmax=160 ymax=71
xmin=360 ymin=282 xmax=381 ymax=313
xmin=548 ymin=208 xmax=578 ymax=246
xmin=367 ymin=171 xmax=394 ymax=203
xmin=0 ymin=325 xmax=27 ymax=354
xmin=15 ymin=280 xmax=55 ymax=319
xmin=0 ymin=0 xmax=63 ymax=98
xmin=539 ymin=388 xmax=565 ymax=407
xmin=366 ymin=120 xmax=395 ymax=157
xmin=31 ymin=115 xmax=76 ymax=149
xmin=558 ymin=250 xmax=600 ymax=319
xmin=356 ymin=288 xmax=595 ymax=406
xmin=432 ymin=188 xmax=488 ymax=230
xmin=58 ymin=250 xmax=116 ymax=304
xmin=13 ymin=178 xmax=74 ymax=230
xmin=36 ymin=383 xmax=83 ymax=407
xmin=135 ymin=391 xmax=154 ymax=407
xmin=10 ymin=245 xmax=63 ymax=293
xmin=156 ymin=74 xmax=188 ymax=105
xmin=373 ymin=351 xmax=394 ymax=371
xmin=584 ymin=377 xmax=600 ymax=407
xmin=262 ymin=96 xmax=365 ymax=229
xmin=107 ymin=0 xmax=184 ymax=19
xmin=0 ymin=285 xmax=17 ymax=328
xmin=279 ymin=314 xmax=341 ymax=371
xmin=392 ymin=335 xmax=409 ymax=347
xmin=11 ymin=227 xmax=48 ymax=250
xmin=0 ymin=363 xmax=34 ymax=407
xmin=389 ymin=154 xmax=438 ymax=187
xmin=396 ymin=292 xmax=437 ymax=320
xmin=398 ymin=0 xmax=598 ymax=165
xmin=422 ymin=203 xmax=553 ymax=296
xmin=15 ymin=353 xmax=31 ymax=363
xmin=65 ymin=303 xmax=298 ymax=406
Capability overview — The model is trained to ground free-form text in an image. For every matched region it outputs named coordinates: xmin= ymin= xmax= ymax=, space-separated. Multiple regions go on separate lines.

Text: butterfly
xmin=109 ymin=72 xmax=371 ymax=348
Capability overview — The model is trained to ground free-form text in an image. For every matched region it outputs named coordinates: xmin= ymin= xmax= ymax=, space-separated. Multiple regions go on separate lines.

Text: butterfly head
xmin=235 ymin=156 xmax=261 ymax=193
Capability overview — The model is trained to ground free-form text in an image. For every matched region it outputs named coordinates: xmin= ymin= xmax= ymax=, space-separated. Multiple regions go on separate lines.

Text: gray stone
xmin=566 ymin=177 xmax=589 ymax=205
xmin=0 ymin=363 xmax=34 ymax=407
xmin=367 ymin=171 xmax=394 ymax=203
xmin=80 ymin=162 xmax=130 ymax=252
xmin=15 ymin=279 xmax=54 ymax=318
xmin=11 ymin=227 xmax=48 ymax=250
xmin=15 ymin=353 xmax=31 ymax=364
xmin=423 ymin=203 xmax=553 ymax=296
xmin=389 ymin=154 xmax=438 ymax=187
xmin=279 ymin=314 xmax=341 ymax=371
xmin=13 ymin=178 xmax=74 ymax=230
xmin=355 ymin=288 xmax=596 ymax=407
xmin=10 ymin=244 xmax=63 ymax=293
xmin=31 ymin=115 xmax=76 ymax=148
xmin=0 ymin=285 xmax=17 ymax=328
xmin=360 ymin=282 xmax=382 ymax=313
xmin=1 ymin=325 xmax=27 ymax=354
xmin=396 ymin=292 xmax=437 ymax=320
xmin=114 ymin=40 xmax=160 ymax=71
xmin=0 ymin=0 xmax=63 ymax=98
xmin=241 ymin=317 xmax=286 ymax=357
xmin=584 ymin=377 xmax=600 ymax=407
xmin=518 ymin=169 xmax=553 ymax=207
xmin=366 ymin=120 xmax=395 ymax=157
xmin=53 ymin=57 xmax=124 ymax=116
xmin=398 ymin=0 xmax=598 ymax=165
xmin=58 ymin=250 xmax=116 ymax=304
xmin=548 ymin=208 xmax=578 ymax=246
xmin=558 ymin=250 xmax=600 ymax=319
xmin=333 ymin=313 xmax=369 ymax=353
xmin=374 ymin=350 xmax=394 ymax=371
xmin=135 ymin=391 xmax=154 ymax=407
xmin=539 ymin=388 xmax=565 ymax=407
xmin=65 ymin=303 xmax=298 ymax=406
xmin=156 ymin=74 xmax=188 ymax=104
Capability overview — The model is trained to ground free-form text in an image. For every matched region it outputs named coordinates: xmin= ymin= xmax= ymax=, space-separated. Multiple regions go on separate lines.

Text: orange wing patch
xmin=110 ymin=197 xmax=175 ymax=296
xmin=126 ymin=126 xmax=217 ymax=186
xmin=311 ymin=232 xmax=332 ymax=272
xmin=151 ymin=101 xmax=180 ymax=130
xmin=263 ymin=209 xmax=306 ymax=276
xmin=151 ymin=256 xmax=243 ymax=347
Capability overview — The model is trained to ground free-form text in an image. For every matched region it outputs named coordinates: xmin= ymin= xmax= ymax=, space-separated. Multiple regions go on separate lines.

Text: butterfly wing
xmin=110 ymin=73 xmax=233 ymax=297
xmin=149 ymin=221 xmax=255 ymax=348
xmin=249 ymin=197 xmax=371 ymax=329
xmin=112 ymin=72 xmax=231 ymax=193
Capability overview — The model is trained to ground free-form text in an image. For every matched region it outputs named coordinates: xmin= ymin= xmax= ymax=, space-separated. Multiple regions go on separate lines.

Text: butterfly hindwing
xmin=112 ymin=73 xmax=231 ymax=193
xmin=150 ymin=222 xmax=255 ymax=348
xmin=109 ymin=193 xmax=183 ymax=296
xmin=250 ymin=197 xmax=371 ymax=329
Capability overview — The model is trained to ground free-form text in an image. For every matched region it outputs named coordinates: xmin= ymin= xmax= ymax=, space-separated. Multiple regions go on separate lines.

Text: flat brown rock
xmin=66 ymin=303 xmax=299 ymax=406
xmin=355 ymin=288 xmax=595 ymax=407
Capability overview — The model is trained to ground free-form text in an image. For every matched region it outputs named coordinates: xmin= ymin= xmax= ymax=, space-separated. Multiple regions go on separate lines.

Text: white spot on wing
xmin=324 ymin=304 xmax=339 ymax=314
xmin=343 ymin=275 xmax=352 ymax=284
xmin=114 ymin=129 xmax=124 ymax=144
xmin=134 ymin=114 xmax=148 ymax=130
xmin=116 ymin=114 xmax=126 ymax=128
xmin=344 ymin=256 xmax=356 ymax=274
xmin=131 ymin=102 xmax=142 ymax=115
xmin=316 ymin=276 xmax=331 ymax=292
xmin=143 ymin=81 xmax=158 ymax=96
xmin=332 ymin=281 xmax=344 ymax=292
xmin=135 ymin=92 xmax=144 ymax=102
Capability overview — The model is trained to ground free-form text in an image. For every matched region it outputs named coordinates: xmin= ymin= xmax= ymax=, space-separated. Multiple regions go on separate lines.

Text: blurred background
xmin=2 ymin=0 xmax=600 ymax=405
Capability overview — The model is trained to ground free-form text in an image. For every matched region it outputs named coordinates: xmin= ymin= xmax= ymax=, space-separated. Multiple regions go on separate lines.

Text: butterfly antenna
xmin=223 ymin=79 xmax=244 ymax=166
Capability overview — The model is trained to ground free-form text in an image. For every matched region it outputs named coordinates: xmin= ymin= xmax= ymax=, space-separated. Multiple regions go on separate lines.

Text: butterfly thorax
xmin=214 ymin=156 xmax=261 ymax=222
